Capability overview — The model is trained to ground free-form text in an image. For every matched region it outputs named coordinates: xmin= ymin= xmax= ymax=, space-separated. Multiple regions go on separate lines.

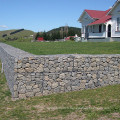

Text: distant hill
xmin=0 ymin=29 xmax=16 ymax=37
xmin=35 ymin=26 xmax=81 ymax=41
xmin=0 ymin=29 xmax=34 ymax=40
xmin=0 ymin=27 xmax=81 ymax=41
xmin=47 ymin=26 xmax=81 ymax=37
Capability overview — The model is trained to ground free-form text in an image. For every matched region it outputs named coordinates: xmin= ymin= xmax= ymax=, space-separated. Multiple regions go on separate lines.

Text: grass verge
xmin=5 ymin=41 xmax=120 ymax=55
xmin=0 ymin=60 xmax=120 ymax=120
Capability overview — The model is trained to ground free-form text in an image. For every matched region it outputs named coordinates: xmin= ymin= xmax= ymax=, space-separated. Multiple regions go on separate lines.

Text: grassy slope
xmin=0 ymin=29 xmax=16 ymax=36
xmin=7 ymin=30 xmax=34 ymax=38
xmin=0 ymin=29 xmax=34 ymax=39
xmin=6 ymin=41 xmax=120 ymax=55
xmin=0 ymin=61 xmax=120 ymax=120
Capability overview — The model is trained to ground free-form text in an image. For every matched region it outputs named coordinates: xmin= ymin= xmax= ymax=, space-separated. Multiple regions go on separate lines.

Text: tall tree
xmin=35 ymin=32 xmax=40 ymax=40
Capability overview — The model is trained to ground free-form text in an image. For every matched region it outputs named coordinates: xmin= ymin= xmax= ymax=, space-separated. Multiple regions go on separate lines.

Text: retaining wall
xmin=0 ymin=43 xmax=120 ymax=100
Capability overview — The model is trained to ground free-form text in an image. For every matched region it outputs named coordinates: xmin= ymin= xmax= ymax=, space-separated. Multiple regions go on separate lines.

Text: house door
xmin=108 ymin=24 xmax=111 ymax=37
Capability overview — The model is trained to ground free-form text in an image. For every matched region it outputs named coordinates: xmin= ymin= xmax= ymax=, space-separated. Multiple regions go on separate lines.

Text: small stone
xmin=31 ymin=73 xmax=35 ymax=76
xmin=60 ymin=82 xmax=65 ymax=86
xmin=44 ymin=76 xmax=49 ymax=81
xmin=18 ymin=68 xmax=25 ymax=73
xmin=47 ymin=81 xmax=52 ymax=86
xmin=43 ymin=90 xmax=50 ymax=95
xmin=44 ymin=68 xmax=49 ymax=72
xmin=14 ymin=85 xmax=18 ymax=91
xmin=19 ymin=88 xmax=26 ymax=94
xmin=68 ymin=67 xmax=72 ymax=71
xmin=33 ymin=84 xmax=39 ymax=89
xmin=50 ymin=68 xmax=56 ymax=73
xmin=26 ymin=63 xmax=31 ymax=67
xmin=17 ymin=74 xmax=23 ymax=78
xmin=35 ymin=92 xmax=42 ymax=96
xmin=33 ymin=88 xmax=40 ymax=93
xmin=14 ymin=69 xmax=18 ymax=73
xmin=26 ymin=92 xmax=34 ymax=97
xmin=72 ymin=86 xmax=79 ymax=91
xmin=19 ymin=94 xmax=26 ymax=99
xmin=56 ymin=67 xmax=61 ymax=72
xmin=26 ymin=86 xmax=32 ymax=90
xmin=25 ymin=68 xmax=34 ymax=72
xmin=92 ymin=74 xmax=97 ymax=79
xmin=17 ymin=63 xmax=22 ymax=69
xmin=13 ymin=91 xmax=19 ymax=98
xmin=52 ymin=82 xmax=58 ymax=88
xmin=79 ymin=82 xmax=86 ymax=89
xmin=59 ymin=73 xmax=65 ymax=79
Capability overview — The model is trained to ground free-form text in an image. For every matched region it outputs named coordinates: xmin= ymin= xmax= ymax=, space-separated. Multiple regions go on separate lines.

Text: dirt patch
xmin=64 ymin=112 xmax=86 ymax=120
xmin=112 ymin=113 xmax=120 ymax=119
xmin=98 ymin=116 xmax=113 ymax=120
xmin=44 ymin=113 xmax=86 ymax=120
xmin=34 ymin=104 xmax=48 ymax=113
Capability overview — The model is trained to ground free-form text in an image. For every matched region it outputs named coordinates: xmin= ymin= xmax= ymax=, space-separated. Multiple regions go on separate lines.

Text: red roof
xmin=85 ymin=9 xmax=111 ymax=25
xmin=88 ymin=15 xmax=111 ymax=25
xmin=85 ymin=9 xmax=111 ymax=19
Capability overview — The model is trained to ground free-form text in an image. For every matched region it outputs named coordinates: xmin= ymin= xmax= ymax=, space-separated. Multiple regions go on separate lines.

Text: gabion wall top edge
xmin=1 ymin=43 xmax=120 ymax=59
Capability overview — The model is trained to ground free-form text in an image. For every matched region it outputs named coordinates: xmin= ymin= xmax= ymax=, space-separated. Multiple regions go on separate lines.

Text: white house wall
xmin=80 ymin=12 xmax=94 ymax=38
xmin=110 ymin=2 xmax=120 ymax=37
xmin=80 ymin=12 xmax=94 ymax=26
xmin=89 ymin=32 xmax=106 ymax=38
xmin=105 ymin=20 xmax=112 ymax=38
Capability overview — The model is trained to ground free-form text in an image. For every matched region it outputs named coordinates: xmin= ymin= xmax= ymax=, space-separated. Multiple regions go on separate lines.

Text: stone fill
xmin=0 ymin=43 xmax=120 ymax=100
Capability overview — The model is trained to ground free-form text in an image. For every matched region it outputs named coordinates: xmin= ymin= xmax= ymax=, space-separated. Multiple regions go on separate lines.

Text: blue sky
xmin=0 ymin=0 xmax=115 ymax=32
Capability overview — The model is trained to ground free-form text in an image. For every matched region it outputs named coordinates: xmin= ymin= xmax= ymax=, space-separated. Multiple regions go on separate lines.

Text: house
xmin=78 ymin=0 xmax=120 ymax=42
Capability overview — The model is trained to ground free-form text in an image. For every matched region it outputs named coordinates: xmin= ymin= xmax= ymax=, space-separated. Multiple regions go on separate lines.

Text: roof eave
xmin=78 ymin=11 xmax=85 ymax=22
xmin=78 ymin=10 xmax=94 ymax=22
xmin=88 ymin=23 xmax=105 ymax=26
xmin=107 ymin=0 xmax=120 ymax=15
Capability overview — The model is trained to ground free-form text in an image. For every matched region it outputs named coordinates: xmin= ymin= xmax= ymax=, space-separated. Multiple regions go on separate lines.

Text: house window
xmin=117 ymin=17 xmax=120 ymax=31
xmin=99 ymin=25 xmax=102 ymax=33
xmin=103 ymin=25 xmax=106 ymax=32
xmin=89 ymin=26 xmax=92 ymax=33
xmin=92 ymin=26 xmax=95 ymax=33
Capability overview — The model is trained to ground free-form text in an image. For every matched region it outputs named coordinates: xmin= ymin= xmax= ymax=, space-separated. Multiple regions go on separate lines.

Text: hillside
xmin=47 ymin=26 xmax=81 ymax=37
xmin=0 ymin=29 xmax=16 ymax=37
xmin=0 ymin=27 xmax=81 ymax=41
xmin=35 ymin=26 xmax=81 ymax=41
xmin=0 ymin=29 xmax=34 ymax=40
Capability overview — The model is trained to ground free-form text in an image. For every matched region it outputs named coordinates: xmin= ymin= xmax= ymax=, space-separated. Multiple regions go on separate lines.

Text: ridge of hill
xmin=0 ymin=29 xmax=34 ymax=40
xmin=47 ymin=26 xmax=81 ymax=37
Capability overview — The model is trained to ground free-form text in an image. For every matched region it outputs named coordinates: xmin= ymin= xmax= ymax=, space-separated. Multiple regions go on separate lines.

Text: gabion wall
xmin=0 ymin=43 xmax=120 ymax=100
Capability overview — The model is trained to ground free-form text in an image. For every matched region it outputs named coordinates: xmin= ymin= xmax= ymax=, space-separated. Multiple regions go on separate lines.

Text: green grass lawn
xmin=0 ymin=61 xmax=120 ymax=120
xmin=5 ymin=41 xmax=120 ymax=55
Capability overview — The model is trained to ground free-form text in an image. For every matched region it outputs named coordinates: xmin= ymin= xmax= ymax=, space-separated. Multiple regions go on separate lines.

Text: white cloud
xmin=0 ymin=25 xmax=8 ymax=28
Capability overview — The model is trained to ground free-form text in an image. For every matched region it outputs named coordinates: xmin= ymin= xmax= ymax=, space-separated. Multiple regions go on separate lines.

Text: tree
xmin=68 ymin=29 xmax=75 ymax=36
xmin=35 ymin=32 xmax=40 ymax=40
xmin=43 ymin=31 xmax=47 ymax=40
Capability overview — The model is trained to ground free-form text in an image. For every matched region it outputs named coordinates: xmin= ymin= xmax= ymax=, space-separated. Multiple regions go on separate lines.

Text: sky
xmin=0 ymin=0 xmax=116 ymax=32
